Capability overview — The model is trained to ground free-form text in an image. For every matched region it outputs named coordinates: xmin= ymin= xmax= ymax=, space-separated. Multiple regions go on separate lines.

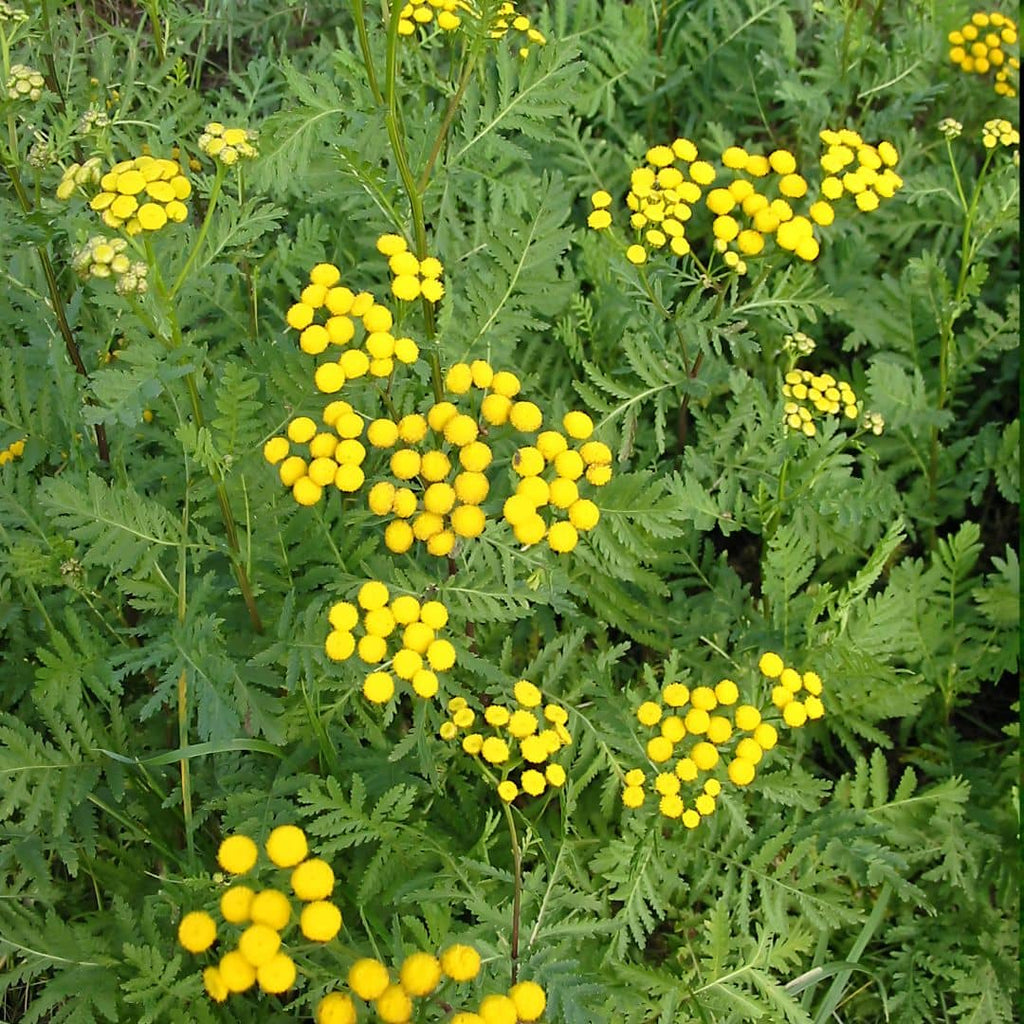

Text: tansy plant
xmin=622 ymin=652 xmax=824 ymax=828
xmin=0 ymin=2 xmax=1017 ymax=1022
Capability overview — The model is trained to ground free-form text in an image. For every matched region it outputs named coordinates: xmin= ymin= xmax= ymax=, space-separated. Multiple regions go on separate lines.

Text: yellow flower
xmin=376 ymin=984 xmax=413 ymax=1023
xmin=250 ymin=889 xmax=291 ymax=930
xmin=257 ymin=952 xmax=296 ymax=994
xmin=238 ymin=923 xmax=281 ymax=967
xmin=220 ymin=885 xmax=254 ymax=924
xmin=291 ymin=858 xmax=334 ymax=901
xmin=508 ymin=981 xmax=547 ymax=1022
xmin=219 ymin=950 xmax=256 ymax=992
xmin=316 ymin=992 xmax=358 ymax=1024
xmin=178 ymin=910 xmax=217 ymax=952
xmin=265 ymin=824 xmax=308 ymax=867
xmin=217 ymin=834 xmax=258 ymax=874
xmin=300 ymin=900 xmax=343 ymax=941
xmin=349 ymin=958 xmax=390 ymax=1000
xmin=399 ymin=951 xmax=442 ymax=996
xmin=441 ymin=944 xmax=481 ymax=981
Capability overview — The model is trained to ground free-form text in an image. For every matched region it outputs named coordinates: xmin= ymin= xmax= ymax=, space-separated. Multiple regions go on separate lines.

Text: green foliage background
xmin=0 ymin=0 xmax=1018 ymax=1021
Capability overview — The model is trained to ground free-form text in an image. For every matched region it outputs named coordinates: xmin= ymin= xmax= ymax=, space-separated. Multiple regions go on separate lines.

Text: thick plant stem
xmin=501 ymin=802 xmax=523 ymax=984
xmin=2 ymin=159 xmax=110 ymax=461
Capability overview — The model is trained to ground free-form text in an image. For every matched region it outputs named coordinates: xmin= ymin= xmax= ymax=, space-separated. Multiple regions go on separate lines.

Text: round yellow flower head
xmin=265 ymin=824 xmax=308 ymax=867
xmin=441 ymin=943 xmax=481 ymax=981
xmin=257 ymin=951 xmax=296 ymax=994
xmin=399 ymin=951 xmax=442 ymax=996
xmin=349 ymin=958 xmax=390 ymax=1000
xmin=300 ymin=900 xmax=343 ymax=942
xmin=217 ymin=834 xmax=258 ymax=874
xmin=291 ymin=858 xmax=335 ymax=901
xmin=178 ymin=910 xmax=217 ymax=952
xmin=238 ymin=923 xmax=281 ymax=967
xmin=316 ymin=992 xmax=358 ymax=1024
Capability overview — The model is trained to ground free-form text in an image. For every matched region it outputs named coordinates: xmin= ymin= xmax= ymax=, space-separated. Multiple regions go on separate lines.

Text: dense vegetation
xmin=0 ymin=1 xmax=1018 ymax=1021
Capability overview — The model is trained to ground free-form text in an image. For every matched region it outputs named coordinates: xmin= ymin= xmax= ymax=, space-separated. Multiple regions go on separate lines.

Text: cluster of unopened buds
xmin=0 ymin=437 xmax=26 ymax=466
xmin=323 ymin=581 xmax=456 ymax=703
xmin=948 ymin=11 xmax=1019 ymax=97
xmin=781 ymin=366 xmax=859 ymax=438
xmin=57 ymin=153 xmax=191 ymax=234
xmin=316 ymin=945 xmax=546 ymax=1024
xmin=177 ymin=825 xmax=340 ymax=1001
xmin=588 ymin=128 xmax=901 ymax=272
xmin=621 ymin=652 xmax=824 ymax=827
xmin=861 ymin=411 xmax=885 ymax=436
xmin=938 ymin=117 xmax=964 ymax=140
xmin=376 ymin=234 xmax=444 ymax=303
xmin=55 ymin=157 xmax=102 ymax=199
xmin=0 ymin=2 xmax=29 ymax=22
xmin=76 ymin=107 xmax=111 ymax=134
xmin=70 ymin=236 xmax=149 ymax=295
xmin=197 ymin=122 xmax=259 ymax=165
xmin=782 ymin=330 xmax=816 ymax=357
xmin=6 ymin=63 xmax=44 ymax=101
xmin=440 ymin=680 xmax=571 ymax=802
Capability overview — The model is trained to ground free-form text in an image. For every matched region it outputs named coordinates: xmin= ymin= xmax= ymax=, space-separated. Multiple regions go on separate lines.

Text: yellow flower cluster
xmin=817 ymin=130 xmax=903 ymax=213
xmin=781 ymin=367 xmax=858 ymax=438
xmin=360 ymin=361 xmax=610 ymax=557
xmin=285 ymin=263 xmax=420 ymax=394
xmin=762 ymin=651 xmax=825 ymax=727
xmin=489 ymin=1 xmax=547 ymax=57
xmin=6 ymin=63 xmax=44 ymax=102
xmin=397 ymin=0 xmax=546 ymax=58
xmin=55 ymin=157 xmax=101 ymax=200
xmin=317 ymin=943 xmax=544 ymax=1024
xmin=70 ymin=236 xmax=149 ymax=295
xmin=398 ymin=0 xmax=465 ymax=34
xmin=982 ymin=117 xmax=1020 ymax=148
xmin=178 ymin=825 xmax=341 ymax=1002
xmin=439 ymin=681 xmax=571 ymax=802
xmin=323 ymin=581 xmax=455 ymax=703
xmin=198 ymin=122 xmax=259 ymax=165
xmin=620 ymin=653 xmax=825 ymax=828
xmin=376 ymin=234 xmax=444 ymax=303
xmin=279 ymin=257 xmax=609 ymax=556
xmin=58 ymin=154 xmax=192 ymax=234
xmin=948 ymin=11 xmax=1020 ymax=96
xmin=588 ymin=130 xmax=901 ymax=270
xmin=263 ymin=402 xmax=373 ymax=506
xmin=0 ymin=437 xmax=26 ymax=466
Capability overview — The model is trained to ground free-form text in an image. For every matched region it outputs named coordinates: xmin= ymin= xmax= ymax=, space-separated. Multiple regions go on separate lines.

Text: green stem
xmin=170 ymin=163 xmax=226 ymax=299
xmin=37 ymin=0 xmax=64 ymax=106
xmin=349 ymin=0 xmax=384 ymax=105
xmin=501 ymin=802 xmax=523 ymax=984
xmin=1 ymin=157 xmax=110 ymax=460
xmin=927 ymin=145 xmax=995 ymax=542
xmin=417 ymin=50 xmax=477 ymax=192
